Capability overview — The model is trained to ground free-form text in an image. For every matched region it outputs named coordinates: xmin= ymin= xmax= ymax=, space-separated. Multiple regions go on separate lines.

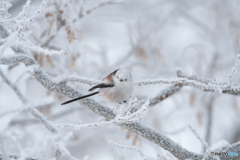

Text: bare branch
xmin=205 ymin=96 xmax=215 ymax=151
xmin=83 ymin=0 xmax=124 ymax=17
xmin=188 ymin=125 xmax=209 ymax=151
xmin=0 ymin=69 xmax=27 ymax=103
xmin=109 ymin=140 xmax=148 ymax=160
xmin=229 ymin=54 xmax=240 ymax=85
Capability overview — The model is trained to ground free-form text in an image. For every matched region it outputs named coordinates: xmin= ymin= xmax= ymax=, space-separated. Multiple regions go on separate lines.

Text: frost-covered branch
xmin=229 ymin=54 xmax=240 ymax=85
xmin=135 ymin=76 xmax=240 ymax=95
xmin=56 ymin=121 xmax=115 ymax=130
xmin=19 ymin=42 xmax=65 ymax=56
xmin=109 ymin=140 xmax=148 ymax=160
xmin=0 ymin=69 xmax=27 ymax=103
xmin=0 ymin=98 xmax=54 ymax=118
xmin=3 ymin=54 xmax=240 ymax=159
xmin=17 ymin=0 xmax=47 ymax=40
xmin=56 ymin=100 xmax=149 ymax=130
xmin=150 ymin=84 xmax=183 ymax=106
xmin=0 ymin=63 xmax=78 ymax=160
xmin=59 ymin=75 xmax=101 ymax=86
xmin=0 ymin=54 xmax=204 ymax=160
xmin=205 ymin=96 xmax=215 ymax=151
xmin=188 ymin=125 xmax=209 ymax=151
xmin=82 ymin=0 xmax=124 ymax=17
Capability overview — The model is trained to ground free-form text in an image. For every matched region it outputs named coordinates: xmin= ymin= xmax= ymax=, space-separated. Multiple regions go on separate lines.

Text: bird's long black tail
xmin=61 ymin=91 xmax=99 ymax=105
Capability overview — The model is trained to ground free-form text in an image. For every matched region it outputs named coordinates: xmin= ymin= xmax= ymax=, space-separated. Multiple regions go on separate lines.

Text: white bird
xmin=61 ymin=69 xmax=134 ymax=105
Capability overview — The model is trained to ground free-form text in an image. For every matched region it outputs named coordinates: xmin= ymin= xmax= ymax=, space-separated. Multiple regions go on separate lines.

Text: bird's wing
xmin=102 ymin=69 xmax=119 ymax=82
xmin=88 ymin=69 xmax=119 ymax=91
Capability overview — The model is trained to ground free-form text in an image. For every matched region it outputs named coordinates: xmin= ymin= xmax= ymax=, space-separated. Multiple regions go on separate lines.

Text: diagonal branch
xmin=1 ymin=54 xmax=203 ymax=160
xmin=2 ymin=54 xmax=240 ymax=159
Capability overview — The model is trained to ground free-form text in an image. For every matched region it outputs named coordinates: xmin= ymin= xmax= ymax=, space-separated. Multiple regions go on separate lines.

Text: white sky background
xmin=1 ymin=0 xmax=240 ymax=160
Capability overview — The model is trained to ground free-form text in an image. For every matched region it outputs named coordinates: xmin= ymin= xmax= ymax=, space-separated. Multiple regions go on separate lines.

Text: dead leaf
xmin=46 ymin=56 xmax=55 ymax=68
xmin=197 ymin=112 xmax=203 ymax=126
xmin=190 ymin=92 xmax=196 ymax=107
xmin=65 ymin=25 xmax=76 ymax=43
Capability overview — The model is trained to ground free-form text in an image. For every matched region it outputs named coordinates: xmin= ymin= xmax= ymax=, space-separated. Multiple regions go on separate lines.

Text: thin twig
xmin=109 ymin=140 xmax=148 ymax=160
xmin=188 ymin=125 xmax=209 ymax=150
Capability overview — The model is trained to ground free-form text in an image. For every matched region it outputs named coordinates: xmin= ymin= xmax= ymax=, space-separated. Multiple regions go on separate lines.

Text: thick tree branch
xmin=0 ymin=54 xmax=210 ymax=160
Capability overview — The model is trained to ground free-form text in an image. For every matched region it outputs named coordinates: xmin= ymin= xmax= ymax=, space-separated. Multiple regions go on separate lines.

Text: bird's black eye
xmin=125 ymin=79 xmax=127 ymax=81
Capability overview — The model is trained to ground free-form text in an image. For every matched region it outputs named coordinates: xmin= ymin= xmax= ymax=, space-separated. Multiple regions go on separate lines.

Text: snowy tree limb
xmin=109 ymin=140 xmax=148 ymax=160
xmin=229 ymin=54 xmax=240 ymax=85
xmin=0 ymin=54 xmax=203 ymax=160
xmin=0 ymin=65 xmax=78 ymax=160
xmin=150 ymin=84 xmax=183 ymax=106
xmin=2 ymin=54 xmax=240 ymax=159
xmin=134 ymin=77 xmax=240 ymax=95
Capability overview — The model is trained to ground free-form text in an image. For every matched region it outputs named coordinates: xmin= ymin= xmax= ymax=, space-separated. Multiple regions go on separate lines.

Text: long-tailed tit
xmin=61 ymin=69 xmax=134 ymax=105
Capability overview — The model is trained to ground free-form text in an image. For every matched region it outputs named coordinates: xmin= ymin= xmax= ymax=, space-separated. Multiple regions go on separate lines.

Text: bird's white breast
xmin=99 ymin=81 xmax=134 ymax=103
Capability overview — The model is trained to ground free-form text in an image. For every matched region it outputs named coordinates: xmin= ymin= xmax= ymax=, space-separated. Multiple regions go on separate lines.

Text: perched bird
xmin=61 ymin=69 xmax=134 ymax=105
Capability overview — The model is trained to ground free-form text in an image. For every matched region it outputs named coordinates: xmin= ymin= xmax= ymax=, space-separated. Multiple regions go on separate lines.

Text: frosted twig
xmin=205 ymin=96 xmax=215 ymax=151
xmin=57 ymin=100 xmax=149 ymax=130
xmin=150 ymin=84 xmax=182 ymax=106
xmin=135 ymin=77 xmax=240 ymax=95
xmin=56 ymin=120 xmax=116 ymax=130
xmin=0 ymin=67 xmax=78 ymax=160
xmin=109 ymin=140 xmax=148 ymax=160
xmin=60 ymin=75 xmax=101 ymax=86
xmin=0 ymin=0 xmax=31 ymax=23
xmin=18 ymin=0 xmax=47 ymax=40
xmin=0 ymin=69 xmax=27 ymax=103
xmin=3 ymin=54 xmax=240 ymax=160
xmin=188 ymin=125 xmax=209 ymax=150
xmin=229 ymin=54 xmax=240 ymax=85
xmin=19 ymin=42 xmax=65 ymax=56
xmin=85 ymin=0 xmax=124 ymax=15
xmin=118 ymin=100 xmax=149 ymax=121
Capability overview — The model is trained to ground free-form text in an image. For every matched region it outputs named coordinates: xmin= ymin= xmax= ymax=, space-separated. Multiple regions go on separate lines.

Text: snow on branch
xmin=56 ymin=120 xmax=117 ymax=130
xmin=3 ymin=54 xmax=240 ymax=159
xmin=188 ymin=125 xmax=209 ymax=151
xmin=59 ymin=75 xmax=101 ymax=86
xmin=0 ymin=66 xmax=79 ymax=160
xmin=134 ymin=76 xmax=240 ymax=96
xmin=0 ymin=54 xmax=204 ymax=160
xmin=84 ymin=0 xmax=124 ymax=16
xmin=229 ymin=54 xmax=240 ymax=85
xmin=19 ymin=42 xmax=66 ymax=56
xmin=109 ymin=140 xmax=148 ymax=160
xmin=150 ymin=84 xmax=183 ymax=106
xmin=56 ymin=99 xmax=149 ymax=130
xmin=18 ymin=0 xmax=47 ymax=40
xmin=0 ymin=69 xmax=27 ymax=103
